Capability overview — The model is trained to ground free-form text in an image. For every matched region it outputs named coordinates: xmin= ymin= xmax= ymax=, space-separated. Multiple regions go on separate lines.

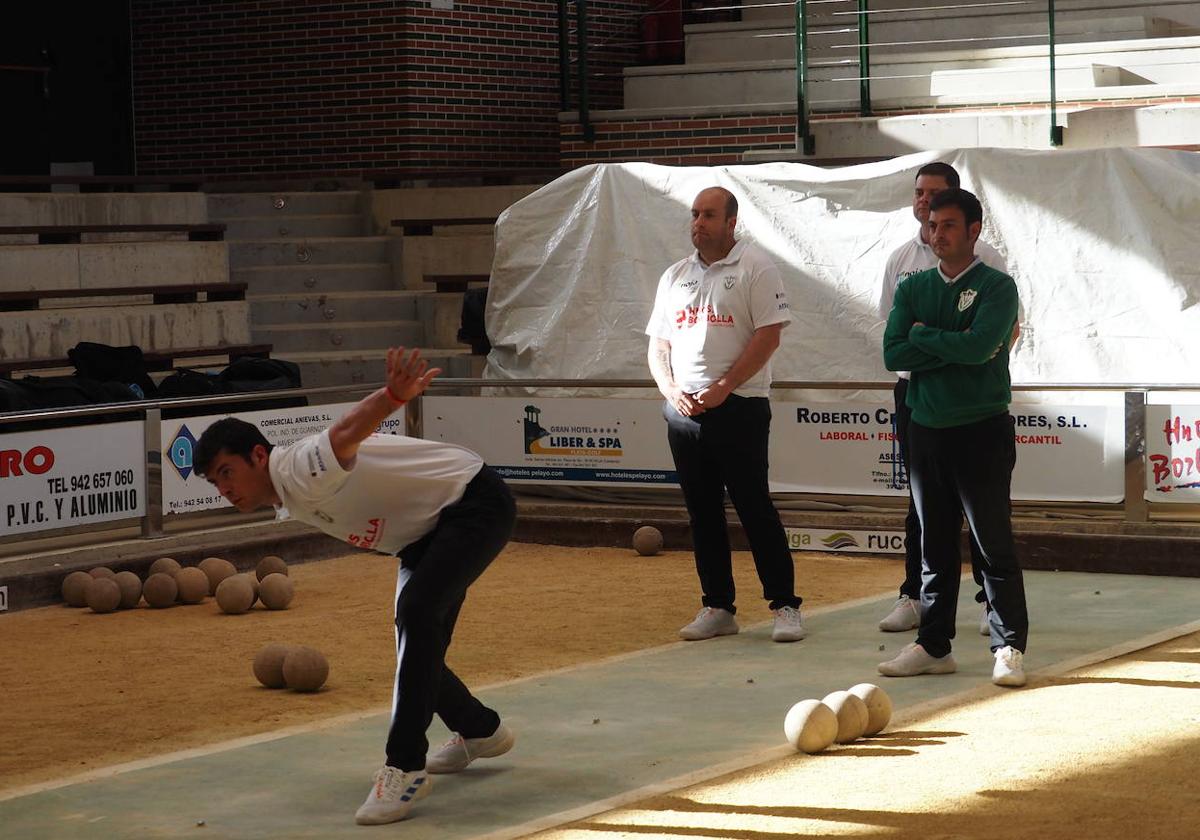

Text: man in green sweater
xmin=878 ymin=188 xmax=1028 ymax=687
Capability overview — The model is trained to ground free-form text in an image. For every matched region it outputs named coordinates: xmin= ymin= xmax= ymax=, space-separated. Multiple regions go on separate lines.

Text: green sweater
xmin=883 ymin=261 xmax=1018 ymax=429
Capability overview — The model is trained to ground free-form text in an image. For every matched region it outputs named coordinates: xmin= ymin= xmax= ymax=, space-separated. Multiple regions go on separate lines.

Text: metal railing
xmin=559 ymin=0 xmax=1198 ymax=154
xmin=3 ymin=377 xmax=1197 ymax=550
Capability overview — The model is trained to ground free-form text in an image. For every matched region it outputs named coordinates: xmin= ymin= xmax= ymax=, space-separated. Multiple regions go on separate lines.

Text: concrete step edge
xmin=231 ymin=262 xmax=389 ymax=273
xmin=248 ymin=290 xmax=431 ymax=301
xmin=253 ymin=320 xmax=421 ymax=333
xmin=207 ymin=191 xmax=365 ymax=198
xmin=227 ymin=236 xmax=391 ymax=244
xmin=274 ymin=347 xmax=474 ymax=362
xmin=218 ymin=216 xmax=362 ymax=226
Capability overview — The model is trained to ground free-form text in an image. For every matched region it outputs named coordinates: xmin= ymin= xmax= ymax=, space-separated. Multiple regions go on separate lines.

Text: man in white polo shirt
xmin=876 ymin=162 xmax=1011 ymax=636
xmin=647 ymin=186 xmax=805 ymax=643
xmin=193 ymin=347 xmax=516 ymax=826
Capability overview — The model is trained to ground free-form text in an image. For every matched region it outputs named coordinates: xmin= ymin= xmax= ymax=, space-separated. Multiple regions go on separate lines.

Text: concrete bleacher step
xmin=739 ymin=0 xmax=1200 ymax=27
xmin=207 ymin=190 xmax=364 ymax=218
xmin=929 ymin=63 xmax=1140 ymax=97
xmin=219 ymin=214 xmax=367 ymax=240
xmin=0 ymin=301 xmax=251 ymax=360
xmin=623 ymin=36 xmax=1200 ymax=110
xmin=250 ymin=320 xmax=424 ymax=353
xmin=230 ymin=263 xmax=396 ymax=295
xmin=0 ymin=240 xmax=229 ymax=292
xmin=625 ymin=58 xmax=808 ymax=110
xmin=248 ymin=290 xmax=424 ymax=325
xmin=0 ymin=193 xmax=209 ymax=227
xmin=684 ymin=14 xmax=1173 ymax=65
xmin=684 ymin=21 xmax=853 ymax=66
xmin=274 ymin=348 xmax=484 ymax=391
xmin=373 ymin=184 xmax=539 ymax=228
xmin=740 ymin=99 xmax=1200 ymax=159
xmin=401 ymin=233 xmax=494 ymax=291
xmin=228 ymin=236 xmax=393 ymax=268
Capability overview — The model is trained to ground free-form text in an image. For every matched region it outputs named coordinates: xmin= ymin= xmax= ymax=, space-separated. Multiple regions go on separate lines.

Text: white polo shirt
xmin=646 ymin=239 xmax=791 ymax=398
xmin=877 ymin=233 xmax=1008 ymax=379
xmin=877 ymin=233 xmax=1007 ymax=319
xmin=268 ymin=429 xmax=483 ymax=555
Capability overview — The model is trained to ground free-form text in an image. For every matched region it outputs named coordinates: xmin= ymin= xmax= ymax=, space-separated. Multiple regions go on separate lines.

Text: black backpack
xmin=68 ymin=342 xmax=157 ymax=399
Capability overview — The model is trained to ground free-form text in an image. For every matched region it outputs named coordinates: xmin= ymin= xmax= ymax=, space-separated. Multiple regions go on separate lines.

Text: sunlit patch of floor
xmin=537 ymin=636 xmax=1200 ymax=839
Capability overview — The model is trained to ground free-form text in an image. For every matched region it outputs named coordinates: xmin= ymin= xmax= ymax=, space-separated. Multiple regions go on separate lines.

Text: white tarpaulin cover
xmin=486 ymin=148 xmax=1200 ymax=389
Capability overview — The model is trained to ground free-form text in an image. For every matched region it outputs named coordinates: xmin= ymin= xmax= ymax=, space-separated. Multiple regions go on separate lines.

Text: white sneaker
xmin=979 ymin=603 xmax=991 ymax=636
xmin=877 ymin=643 xmax=957 ymax=677
xmin=425 ymin=722 xmax=515 ymax=774
xmin=354 ymin=766 xmax=431 ymax=825
xmin=678 ymin=607 xmax=739 ymax=641
xmin=771 ymin=606 xmax=807 ymax=642
xmin=992 ymin=645 xmax=1026 ymax=687
xmin=878 ymin=595 xmax=920 ymax=632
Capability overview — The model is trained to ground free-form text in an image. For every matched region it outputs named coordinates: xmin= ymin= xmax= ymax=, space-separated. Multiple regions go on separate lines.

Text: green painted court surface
xmin=3 ymin=570 xmax=1198 ymax=839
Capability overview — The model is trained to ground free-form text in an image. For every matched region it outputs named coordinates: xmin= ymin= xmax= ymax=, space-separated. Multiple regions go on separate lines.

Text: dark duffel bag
xmin=68 ymin=341 xmax=157 ymax=399
xmin=0 ymin=375 xmax=140 ymax=431
xmin=156 ymin=368 xmax=224 ymax=398
xmin=217 ymin=356 xmax=302 ymax=393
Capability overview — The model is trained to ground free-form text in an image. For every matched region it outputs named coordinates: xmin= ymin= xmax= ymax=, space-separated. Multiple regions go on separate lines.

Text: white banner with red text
xmin=1 ymin=422 xmax=146 ymax=537
xmin=1144 ymin=403 xmax=1200 ymax=503
xmin=423 ymin=396 xmax=1124 ymax=502
xmin=772 ymin=401 xmax=1124 ymax=502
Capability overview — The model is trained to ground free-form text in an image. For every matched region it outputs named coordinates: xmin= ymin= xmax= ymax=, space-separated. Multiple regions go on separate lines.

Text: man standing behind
xmin=879 ymin=188 xmax=1028 ymax=687
xmin=876 ymin=162 xmax=1008 ymax=635
xmin=646 ymin=186 xmax=805 ymax=643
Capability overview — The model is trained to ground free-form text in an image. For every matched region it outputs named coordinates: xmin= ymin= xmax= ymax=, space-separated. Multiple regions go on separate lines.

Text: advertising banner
xmin=786 ymin=527 xmax=905 ymax=555
xmin=1 ymin=421 xmax=146 ymax=537
xmin=424 ymin=396 xmax=675 ymax=485
xmin=1144 ymin=404 xmax=1200 ymax=502
xmin=161 ymin=403 xmax=404 ymax=515
xmin=772 ymin=402 xmax=1125 ymax=503
xmin=426 ymin=396 xmax=1122 ymax=502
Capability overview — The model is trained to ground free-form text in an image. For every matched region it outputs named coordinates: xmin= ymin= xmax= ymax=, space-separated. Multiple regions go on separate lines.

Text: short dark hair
xmin=915 ymin=162 xmax=960 ymax=189
xmin=929 ymin=187 xmax=983 ymax=229
xmin=194 ymin=417 xmax=272 ymax=477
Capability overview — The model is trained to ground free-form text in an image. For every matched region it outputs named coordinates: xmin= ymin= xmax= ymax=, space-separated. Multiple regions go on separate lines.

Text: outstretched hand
xmin=386 ymin=347 xmax=442 ymax=403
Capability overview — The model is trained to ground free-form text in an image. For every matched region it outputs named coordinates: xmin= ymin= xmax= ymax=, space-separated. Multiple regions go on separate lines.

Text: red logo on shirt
xmin=674 ymin=305 xmax=734 ymax=329
xmin=348 ymin=517 xmax=384 ymax=549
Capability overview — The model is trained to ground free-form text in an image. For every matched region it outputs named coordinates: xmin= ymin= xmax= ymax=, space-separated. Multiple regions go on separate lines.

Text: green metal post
xmin=1049 ymin=0 xmax=1063 ymax=146
xmin=576 ymin=0 xmax=595 ymax=143
xmin=857 ymin=0 xmax=872 ymax=117
xmin=795 ymin=1 xmax=815 ymax=154
xmin=558 ymin=0 xmax=571 ymax=110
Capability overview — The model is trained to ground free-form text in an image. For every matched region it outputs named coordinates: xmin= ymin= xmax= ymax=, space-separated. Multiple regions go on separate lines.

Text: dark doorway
xmin=1 ymin=3 xmax=135 ymax=176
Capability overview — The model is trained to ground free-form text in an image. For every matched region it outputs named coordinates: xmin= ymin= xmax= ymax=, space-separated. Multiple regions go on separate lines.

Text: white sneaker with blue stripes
xmin=355 ymin=766 xmax=431 ymax=825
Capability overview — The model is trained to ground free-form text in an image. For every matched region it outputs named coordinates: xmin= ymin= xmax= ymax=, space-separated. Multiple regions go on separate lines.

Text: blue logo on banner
xmin=168 ymin=425 xmax=198 ymax=480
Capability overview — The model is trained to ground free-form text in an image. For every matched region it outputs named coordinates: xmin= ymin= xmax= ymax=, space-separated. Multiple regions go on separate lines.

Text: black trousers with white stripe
xmin=385 ymin=465 xmax=516 ymax=772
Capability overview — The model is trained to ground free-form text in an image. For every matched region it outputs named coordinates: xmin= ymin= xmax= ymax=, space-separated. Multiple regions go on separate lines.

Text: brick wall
xmin=130 ymin=0 xmax=640 ymax=176
xmin=562 ymin=112 xmax=797 ymax=167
